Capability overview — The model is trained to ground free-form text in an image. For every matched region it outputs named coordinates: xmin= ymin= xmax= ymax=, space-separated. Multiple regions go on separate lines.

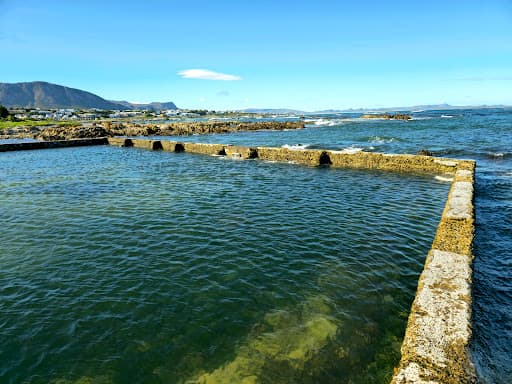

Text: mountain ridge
xmin=0 ymin=81 xmax=177 ymax=110
xmin=240 ymin=104 xmax=511 ymax=114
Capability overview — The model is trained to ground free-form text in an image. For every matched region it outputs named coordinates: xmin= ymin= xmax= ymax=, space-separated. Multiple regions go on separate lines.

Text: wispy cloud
xmin=178 ymin=69 xmax=241 ymax=81
xmin=217 ymin=90 xmax=230 ymax=97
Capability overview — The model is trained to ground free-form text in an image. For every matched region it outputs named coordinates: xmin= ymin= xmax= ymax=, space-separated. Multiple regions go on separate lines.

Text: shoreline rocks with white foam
xmin=0 ymin=120 xmax=305 ymax=141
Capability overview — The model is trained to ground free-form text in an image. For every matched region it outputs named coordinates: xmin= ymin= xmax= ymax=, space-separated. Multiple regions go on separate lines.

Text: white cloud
xmin=178 ymin=69 xmax=241 ymax=81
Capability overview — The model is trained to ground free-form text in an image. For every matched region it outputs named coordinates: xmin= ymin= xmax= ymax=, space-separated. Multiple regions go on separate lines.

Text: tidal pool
xmin=0 ymin=145 xmax=449 ymax=383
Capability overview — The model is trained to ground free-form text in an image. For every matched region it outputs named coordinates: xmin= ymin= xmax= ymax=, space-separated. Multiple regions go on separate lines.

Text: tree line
xmin=0 ymin=105 xmax=10 ymax=119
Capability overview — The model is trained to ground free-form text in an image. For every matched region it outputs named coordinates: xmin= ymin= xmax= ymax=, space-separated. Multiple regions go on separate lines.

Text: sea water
xmin=1 ymin=108 xmax=511 ymax=383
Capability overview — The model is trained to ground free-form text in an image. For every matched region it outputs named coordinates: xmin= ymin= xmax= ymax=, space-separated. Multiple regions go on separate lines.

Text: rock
xmin=416 ymin=149 xmax=434 ymax=156
xmin=2 ymin=120 xmax=305 ymax=141
xmin=361 ymin=113 xmax=411 ymax=121
xmin=35 ymin=125 xmax=110 ymax=141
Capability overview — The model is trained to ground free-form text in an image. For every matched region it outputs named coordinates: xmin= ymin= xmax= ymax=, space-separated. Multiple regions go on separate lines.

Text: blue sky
xmin=1 ymin=0 xmax=511 ymax=111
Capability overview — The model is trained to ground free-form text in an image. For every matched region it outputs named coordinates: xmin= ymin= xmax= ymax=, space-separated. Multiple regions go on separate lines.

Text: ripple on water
xmin=0 ymin=146 xmax=449 ymax=384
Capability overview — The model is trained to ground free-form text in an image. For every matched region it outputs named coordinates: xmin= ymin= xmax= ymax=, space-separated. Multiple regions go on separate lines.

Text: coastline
xmin=0 ymin=120 xmax=305 ymax=141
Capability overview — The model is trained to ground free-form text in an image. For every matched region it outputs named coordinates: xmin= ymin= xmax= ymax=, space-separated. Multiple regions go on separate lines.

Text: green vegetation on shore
xmin=0 ymin=105 xmax=9 ymax=119
xmin=0 ymin=119 xmax=79 ymax=130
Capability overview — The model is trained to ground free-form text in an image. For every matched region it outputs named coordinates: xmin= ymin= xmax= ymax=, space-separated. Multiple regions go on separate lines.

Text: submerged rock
xmin=190 ymin=296 xmax=338 ymax=383
xmin=52 ymin=375 xmax=112 ymax=384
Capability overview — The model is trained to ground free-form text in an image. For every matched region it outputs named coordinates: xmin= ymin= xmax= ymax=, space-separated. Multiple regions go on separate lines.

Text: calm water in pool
xmin=0 ymin=145 xmax=449 ymax=383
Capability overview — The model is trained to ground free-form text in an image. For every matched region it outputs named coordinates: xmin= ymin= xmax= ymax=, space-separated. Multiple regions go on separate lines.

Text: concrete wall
xmin=0 ymin=138 xmax=108 ymax=152
xmin=110 ymin=139 xmax=462 ymax=175
xmin=328 ymin=152 xmax=460 ymax=174
xmin=391 ymin=160 xmax=476 ymax=384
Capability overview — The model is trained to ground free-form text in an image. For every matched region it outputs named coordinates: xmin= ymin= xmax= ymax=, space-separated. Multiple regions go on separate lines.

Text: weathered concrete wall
xmin=118 ymin=139 xmax=461 ymax=175
xmin=107 ymin=137 xmax=133 ymax=147
xmin=391 ymin=160 xmax=476 ymax=384
xmin=182 ymin=142 xmax=226 ymax=156
xmin=160 ymin=141 xmax=184 ymax=152
xmin=256 ymin=146 xmax=327 ymax=166
xmin=0 ymin=138 xmax=108 ymax=152
xmin=105 ymin=139 xmax=463 ymax=175
xmin=328 ymin=152 xmax=460 ymax=174
xmin=224 ymin=145 xmax=259 ymax=159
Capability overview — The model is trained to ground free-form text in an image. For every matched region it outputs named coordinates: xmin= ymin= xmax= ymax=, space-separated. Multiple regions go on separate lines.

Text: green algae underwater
xmin=0 ymin=144 xmax=449 ymax=383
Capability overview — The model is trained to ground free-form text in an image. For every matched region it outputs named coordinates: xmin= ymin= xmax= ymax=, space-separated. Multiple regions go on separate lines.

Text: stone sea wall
xmin=391 ymin=161 xmax=476 ymax=384
xmin=110 ymin=138 xmax=462 ymax=175
xmin=0 ymin=138 xmax=108 ymax=152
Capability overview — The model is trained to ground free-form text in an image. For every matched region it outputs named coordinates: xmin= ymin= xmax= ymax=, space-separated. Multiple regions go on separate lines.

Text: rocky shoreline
xmin=361 ymin=113 xmax=411 ymax=120
xmin=0 ymin=120 xmax=305 ymax=141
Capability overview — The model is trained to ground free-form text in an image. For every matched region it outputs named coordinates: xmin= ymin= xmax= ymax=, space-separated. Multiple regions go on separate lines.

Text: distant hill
xmin=240 ymin=108 xmax=305 ymax=114
xmin=112 ymin=100 xmax=178 ymax=111
xmin=315 ymin=104 xmax=510 ymax=114
xmin=241 ymin=104 xmax=510 ymax=115
xmin=0 ymin=81 xmax=177 ymax=110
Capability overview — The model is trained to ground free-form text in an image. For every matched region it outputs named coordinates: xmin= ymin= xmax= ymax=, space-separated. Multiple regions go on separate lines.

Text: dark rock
xmin=417 ymin=149 xmax=434 ymax=156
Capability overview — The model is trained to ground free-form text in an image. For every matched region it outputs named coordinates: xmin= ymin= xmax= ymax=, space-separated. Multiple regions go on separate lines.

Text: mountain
xmin=0 ymin=81 xmax=125 ymax=109
xmin=0 ymin=81 xmax=178 ymax=110
xmin=112 ymin=100 xmax=178 ymax=111
xmin=314 ymin=104 xmax=510 ymax=113
xmin=239 ymin=108 xmax=306 ymax=114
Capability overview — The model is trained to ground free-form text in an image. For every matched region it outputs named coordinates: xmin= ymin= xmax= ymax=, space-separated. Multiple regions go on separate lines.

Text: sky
xmin=0 ymin=0 xmax=511 ymax=111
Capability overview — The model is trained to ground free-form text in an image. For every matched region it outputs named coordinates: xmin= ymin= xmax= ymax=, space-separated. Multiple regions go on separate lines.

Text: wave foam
xmin=282 ymin=144 xmax=310 ymax=150
xmin=368 ymin=136 xmax=396 ymax=144
xmin=435 ymin=176 xmax=454 ymax=182
xmin=330 ymin=147 xmax=364 ymax=154
xmin=409 ymin=116 xmax=433 ymax=121
xmin=306 ymin=118 xmax=342 ymax=127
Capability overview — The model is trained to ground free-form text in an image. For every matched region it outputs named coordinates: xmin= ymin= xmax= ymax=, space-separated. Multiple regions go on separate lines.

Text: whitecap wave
xmin=441 ymin=115 xmax=454 ymax=118
xmin=282 ymin=144 xmax=310 ymax=150
xmin=409 ymin=116 xmax=433 ymax=121
xmin=306 ymin=118 xmax=342 ymax=127
xmin=435 ymin=176 xmax=454 ymax=182
xmin=330 ymin=147 xmax=364 ymax=154
xmin=368 ymin=136 xmax=396 ymax=144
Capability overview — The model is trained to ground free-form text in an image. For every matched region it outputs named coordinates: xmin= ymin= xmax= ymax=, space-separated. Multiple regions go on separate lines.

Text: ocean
xmin=0 ymin=108 xmax=510 ymax=383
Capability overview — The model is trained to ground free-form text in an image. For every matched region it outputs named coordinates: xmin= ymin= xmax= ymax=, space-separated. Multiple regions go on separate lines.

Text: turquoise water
xmin=0 ymin=146 xmax=449 ymax=383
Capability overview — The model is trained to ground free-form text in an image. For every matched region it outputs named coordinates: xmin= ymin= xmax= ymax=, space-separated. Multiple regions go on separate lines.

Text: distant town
xmin=5 ymin=107 xmax=222 ymax=121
